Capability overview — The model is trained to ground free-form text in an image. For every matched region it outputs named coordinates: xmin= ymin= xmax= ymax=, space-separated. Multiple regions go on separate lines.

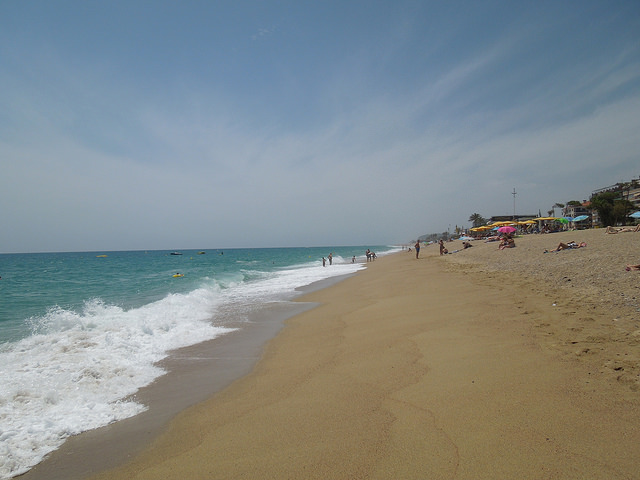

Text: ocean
xmin=0 ymin=245 xmax=398 ymax=479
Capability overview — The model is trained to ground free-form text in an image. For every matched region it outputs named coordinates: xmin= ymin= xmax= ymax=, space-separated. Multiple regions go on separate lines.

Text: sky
xmin=1 ymin=1 xmax=639 ymax=253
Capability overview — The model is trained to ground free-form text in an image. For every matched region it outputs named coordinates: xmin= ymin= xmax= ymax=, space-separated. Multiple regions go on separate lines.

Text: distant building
xmin=562 ymin=201 xmax=591 ymax=226
xmin=627 ymin=183 xmax=640 ymax=211
xmin=563 ymin=202 xmax=590 ymax=217
xmin=489 ymin=215 xmax=537 ymax=223
xmin=482 ymin=177 xmax=640 ymax=231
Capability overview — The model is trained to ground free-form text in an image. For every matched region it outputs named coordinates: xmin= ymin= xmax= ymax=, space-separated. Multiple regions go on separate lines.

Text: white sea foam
xmin=0 ymin=249 xmax=390 ymax=478
xmin=0 ymin=287 xmax=233 ymax=479
xmin=234 ymin=262 xmax=365 ymax=302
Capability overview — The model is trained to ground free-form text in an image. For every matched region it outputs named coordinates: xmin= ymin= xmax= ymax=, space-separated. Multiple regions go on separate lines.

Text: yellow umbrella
xmin=487 ymin=221 xmax=509 ymax=227
xmin=518 ymin=220 xmax=537 ymax=225
xmin=535 ymin=217 xmax=557 ymax=221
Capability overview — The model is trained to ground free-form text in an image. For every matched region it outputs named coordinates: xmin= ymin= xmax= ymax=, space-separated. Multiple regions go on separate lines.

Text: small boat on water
xmin=197 ymin=251 xmax=206 ymax=255
xmin=170 ymin=252 xmax=183 ymax=256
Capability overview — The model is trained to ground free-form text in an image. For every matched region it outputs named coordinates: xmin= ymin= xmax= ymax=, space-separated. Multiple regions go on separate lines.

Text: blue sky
xmin=1 ymin=1 xmax=639 ymax=252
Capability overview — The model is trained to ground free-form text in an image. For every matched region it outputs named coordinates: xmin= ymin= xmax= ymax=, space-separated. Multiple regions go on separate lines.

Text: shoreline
xmin=17 ymin=273 xmax=356 ymax=480
xmin=87 ymin=233 xmax=640 ymax=479
xmin=21 ymin=232 xmax=640 ymax=478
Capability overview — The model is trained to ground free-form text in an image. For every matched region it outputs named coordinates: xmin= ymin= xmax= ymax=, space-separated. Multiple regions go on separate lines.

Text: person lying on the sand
xmin=544 ymin=241 xmax=587 ymax=253
xmin=605 ymin=225 xmax=640 ymax=234
xmin=626 ymin=264 xmax=640 ymax=271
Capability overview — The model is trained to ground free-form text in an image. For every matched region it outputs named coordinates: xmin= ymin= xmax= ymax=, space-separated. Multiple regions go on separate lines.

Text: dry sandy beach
xmin=54 ymin=230 xmax=640 ymax=478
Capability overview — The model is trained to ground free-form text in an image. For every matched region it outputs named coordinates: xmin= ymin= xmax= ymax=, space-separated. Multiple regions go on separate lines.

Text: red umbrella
xmin=497 ymin=226 xmax=516 ymax=234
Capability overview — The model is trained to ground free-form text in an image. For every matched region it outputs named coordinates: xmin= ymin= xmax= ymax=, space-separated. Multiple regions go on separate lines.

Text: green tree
xmin=468 ymin=213 xmax=486 ymax=228
xmin=590 ymin=192 xmax=635 ymax=226
xmin=614 ymin=199 xmax=635 ymax=222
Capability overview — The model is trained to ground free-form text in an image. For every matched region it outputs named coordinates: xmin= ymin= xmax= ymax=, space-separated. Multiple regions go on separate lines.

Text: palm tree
xmin=468 ymin=213 xmax=486 ymax=228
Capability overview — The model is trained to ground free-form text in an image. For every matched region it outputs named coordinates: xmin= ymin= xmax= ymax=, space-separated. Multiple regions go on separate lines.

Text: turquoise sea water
xmin=0 ymin=245 xmax=396 ymax=479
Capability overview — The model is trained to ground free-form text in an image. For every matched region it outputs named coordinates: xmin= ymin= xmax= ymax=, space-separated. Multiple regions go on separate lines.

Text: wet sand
xmin=77 ymin=229 xmax=640 ymax=479
xmin=18 ymin=301 xmax=316 ymax=480
xmin=18 ymin=273 xmax=359 ymax=480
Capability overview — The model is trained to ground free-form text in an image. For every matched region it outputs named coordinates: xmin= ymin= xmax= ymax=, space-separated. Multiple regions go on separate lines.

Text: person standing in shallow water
xmin=322 ymin=257 xmax=326 ymax=267
xmin=414 ymin=241 xmax=421 ymax=259
xmin=328 ymin=253 xmax=333 ymax=265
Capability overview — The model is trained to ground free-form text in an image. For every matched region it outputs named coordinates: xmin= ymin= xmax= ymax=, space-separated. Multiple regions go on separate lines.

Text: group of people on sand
xmin=498 ymin=234 xmax=515 ymax=250
xmin=541 ymin=234 xmax=640 ymax=272
xmin=426 ymin=223 xmax=640 ymax=271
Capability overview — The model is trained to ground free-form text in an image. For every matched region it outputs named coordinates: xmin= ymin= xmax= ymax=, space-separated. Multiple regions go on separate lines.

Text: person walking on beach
xmin=414 ymin=241 xmax=421 ymax=259
xmin=439 ymin=239 xmax=445 ymax=255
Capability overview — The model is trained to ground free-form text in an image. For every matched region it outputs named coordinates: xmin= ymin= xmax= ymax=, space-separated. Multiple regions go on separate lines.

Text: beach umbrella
xmin=573 ymin=215 xmax=589 ymax=222
xmin=535 ymin=217 xmax=557 ymax=221
xmin=497 ymin=226 xmax=516 ymax=234
xmin=630 ymin=211 xmax=640 ymax=219
xmin=557 ymin=218 xmax=569 ymax=224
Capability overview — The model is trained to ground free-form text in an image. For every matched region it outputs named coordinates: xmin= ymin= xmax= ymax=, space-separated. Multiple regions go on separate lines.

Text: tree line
xmin=467 ymin=191 xmax=636 ymax=229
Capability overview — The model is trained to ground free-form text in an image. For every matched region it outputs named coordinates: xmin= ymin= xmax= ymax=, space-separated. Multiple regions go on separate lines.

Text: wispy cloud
xmin=251 ymin=26 xmax=276 ymax=41
xmin=1 ymin=1 xmax=639 ymax=251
